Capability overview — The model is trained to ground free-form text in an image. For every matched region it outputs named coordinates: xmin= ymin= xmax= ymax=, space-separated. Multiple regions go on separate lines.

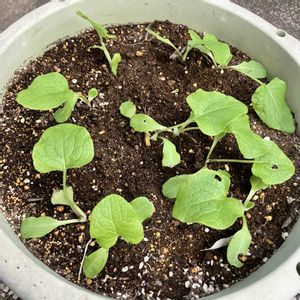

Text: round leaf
xmin=230 ymin=60 xmax=267 ymax=80
xmin=161 ymin=138 xmax=181 ymax=168
xmin=130 ymin=197 xmax=155 ymax=222
xmin=16 ymin=72 xmax=75 ymax=110
xmin=32 ymin=124 xmax=94 ymax=173
xmin=120 ymin=100 xmax=136 ymax=119
xmin=187 ymin=88 xmax=247 ymax=136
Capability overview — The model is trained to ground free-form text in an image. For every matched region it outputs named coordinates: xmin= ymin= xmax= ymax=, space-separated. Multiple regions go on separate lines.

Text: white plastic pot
xmin=0 ymin=1 xmax=300 ymax=299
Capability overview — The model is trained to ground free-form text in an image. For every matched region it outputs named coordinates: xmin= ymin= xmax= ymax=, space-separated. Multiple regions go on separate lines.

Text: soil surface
xmin=1 ymin=21 xmax=300 ymax=299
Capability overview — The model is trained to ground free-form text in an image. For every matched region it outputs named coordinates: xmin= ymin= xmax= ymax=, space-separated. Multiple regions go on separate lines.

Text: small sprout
xmin=16 ymin=72 xmax=98 ymax=123
xmin=251 ymin=78 xmax=295 ymax=133
xmin=120 ymin=100 xmax=136 ymax=119
xmin=83 ymin=194 xmax=154 ymax=278
xmin=146 ymin=28 xmax=184 ymax=60
xmin=77 ymin=11 xmax=121 ymax=75
xmin=130 ymin=114 xmax=166 ymax=132
xmin=21 ymin=124 xmax=95 ymax=239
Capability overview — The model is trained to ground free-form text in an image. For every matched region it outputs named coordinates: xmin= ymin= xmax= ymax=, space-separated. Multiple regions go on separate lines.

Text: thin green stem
xmin=178 ymin=127 xmax=199 ymax=134
xmin=62 ymin=169 xmax=87 ymax=222
xmin=205 ymin=134 xmax=224 ymax=164
xmin=207 ymin=158 xmax=257 ymax=164
xmin=77 ymin=94 xmax=91 ymax=106
xmin=244 ymin=190 xmax=255 ymax=207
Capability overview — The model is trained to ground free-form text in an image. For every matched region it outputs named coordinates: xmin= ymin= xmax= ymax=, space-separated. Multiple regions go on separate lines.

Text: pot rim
xmin=0 ymin=1 xmax=300 ymax=299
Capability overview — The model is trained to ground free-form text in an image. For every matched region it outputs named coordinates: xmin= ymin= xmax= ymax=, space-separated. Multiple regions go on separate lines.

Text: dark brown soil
xmin=1 ymin=21 xmax=300 ymax=299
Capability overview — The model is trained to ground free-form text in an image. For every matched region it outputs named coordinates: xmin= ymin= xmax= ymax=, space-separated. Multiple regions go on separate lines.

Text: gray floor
xmin=0 ymin=1 xmax=299 ymax=299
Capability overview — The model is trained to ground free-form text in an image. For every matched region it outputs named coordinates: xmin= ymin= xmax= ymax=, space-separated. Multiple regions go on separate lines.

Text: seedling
xmin=82 ymin=194 xmax=155 ymax=278
xmin=16 ymin=72 xmax=98 ymax=123
xmin=162 ymin=168 xmax=270 ymax=267
xmin=20 ymin=123 xmax=94 ymax=238
xmin=120 ymin=89 xmax=295 ymax=185
xmin=77 ymin=11 xmax=121 ymax=75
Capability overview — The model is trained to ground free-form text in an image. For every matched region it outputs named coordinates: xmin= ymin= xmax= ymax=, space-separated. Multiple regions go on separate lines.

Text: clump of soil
xmin=1 ymin=21 xmax=300 ymax=299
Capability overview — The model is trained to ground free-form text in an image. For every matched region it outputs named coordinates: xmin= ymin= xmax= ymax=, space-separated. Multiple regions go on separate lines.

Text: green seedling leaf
xmin=111 ymin=53 xmax=122 ymax=75
xmin=90 ymin=194 xmax=146 ymax=249
xmin=202 ymin=33 xmax=232 ymax=66
xmin=83 ymin=248 xmax=109 ymax=278
xmin=161 ymin=138 xmax=181 ymax=168
xmin=21 ymin=216 xmax=77 ymax=239
xmin=244 ymin=202 xmax=255 ymax=210
xmin=88 ymin=88 xmax=98 ymax=102
xmin=230 ymin=60 xmax=267 ymax=80
xmin=252 ymin=140 xmax=295 ymax=185
xmin=226 ymin=115 xmax=268 ymax=159
xmin=16 ymin=72 xmax=75 ymax=110
xmin=187 ymin=88 xmax=247 ymax=136
xmin=252 ymin=78 xmax=295 ymax=133
xmin=76 ymin=11 xmax=115 ymax=39
xmin=120 ymin=100 xmax=136 ymax=119
xmin=172 ymin=168 xmax=244 ymax=229
xmin=250 ymin=175 xmax=269 ymax=194
xmin=162 ymin=174 xmax=189 ymax=199
xmin=188 ymin=29 xmax=203 ymax=45
xmin=51 ymin=186 xmax=73 ymax=206
xmin=53 ymin=94 xmax=78 ymax=123
xmin=146 ymin=28 xmax=181 ymax=57
xmin=130 ymin=114 xmax=166 ymax=132
xmin=130 ymin=197 xmax=155 ymax=222
xmin=227 ymin=217 xmax=252 ymax=267
xmin=32 ymin=124 xmax=94 ymax=173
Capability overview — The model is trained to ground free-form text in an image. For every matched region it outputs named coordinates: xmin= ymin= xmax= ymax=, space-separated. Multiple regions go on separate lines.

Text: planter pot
xmin=0 ymin=0 xmax=300 ymax=299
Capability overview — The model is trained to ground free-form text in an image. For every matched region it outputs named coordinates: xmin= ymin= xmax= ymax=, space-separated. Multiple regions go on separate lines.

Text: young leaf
xmin=172 ymin=169 xmax=244 ymax=229
xmin=111 ymin=53 xmax=122 ymax=75
xmin=120 ymin=100 xmax=136 ymax=119
xmin=202 ymin=33 xmax=232 ymax=66
xmin=227 ymin=217 xmax=252 ymax=268
xmin=161 ymin=138 xmax=181 ymax=168
xmin=76 ymin=11 xmax=115 ymax=39
xmin=252 ymin=78 xmax=295 ymax=133
xmin=162 ymin=174 xmax=189 ymax=199
xmin=244 ymin=201 xmax=255 ymax=210
xmin=53 ymin=94 xmax=78 ymax=123
xmin=16 ymin=72 xmax=75 ymax=110
xmin=229 ymin=60 xmax=267 ymax=80
xmin=20 ymin=216 xmax=77 ymax=239
xmin=252 ymin=140 xmax=295 ymax=185
xmin=32 ymin=124 xmax=94 ymax=173
xmin=146 ymin=28 xmax=181 ymax=57
xmin=51 ymin=186 xmax=74 ymax=206
xmin=90 ymin=194 xmax=146 ymax=249
xmin=130 ymin=197 xmax=155 ymax=222
xmin=226 ymin=115 xmax=268 ymax=159
xmin=88 ymin=88 xmax=98 ymax=102
xmin=130 ymin=114 xmax=166 ymax=132
xmin=187 ymin=88 xmax=247 ymax=136
xmin=188 ymin=29 xmax=203 ymax=45
xmin=83 ymin=248 xmax=109 ymax=278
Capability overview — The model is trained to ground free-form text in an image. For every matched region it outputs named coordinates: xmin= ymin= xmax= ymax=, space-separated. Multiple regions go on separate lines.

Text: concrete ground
xmin=0 ymin=1 xmax=299 ymax=299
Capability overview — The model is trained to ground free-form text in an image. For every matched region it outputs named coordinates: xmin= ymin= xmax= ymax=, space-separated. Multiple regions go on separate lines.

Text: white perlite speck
xmin=121 ymin=266 xmax=129 ymax=272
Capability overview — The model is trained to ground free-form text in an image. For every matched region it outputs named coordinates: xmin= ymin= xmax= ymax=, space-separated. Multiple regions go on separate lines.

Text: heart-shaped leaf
xmin=172 ymin=168 xmax=243 ymax=229
xmin=187 ymin=88 xmax=247 ymax=136
xmin=111 ymin=53 xmax=122 ymax=75
xmin=32 ymin=124 xmax=94 ymax=173
xmin=83 ymin=248 xmax=109 ymax=278
xmin=90 ymin=194 xmax=148 ymax=248
xmin=252 ymin=78 xmax=295 ymax=133
xmin=162 ymin=174 xmax=190 ymax=199
xmin=16 ymin=72 xmax=75 ymax=110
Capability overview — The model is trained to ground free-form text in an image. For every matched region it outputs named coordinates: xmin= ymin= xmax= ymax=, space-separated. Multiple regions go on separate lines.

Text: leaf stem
xmin=205 ymin=134 xmax=224 ymax=164
xmin=207 ymin=158 xmax=257 ymax=164
xmin=63 ymin=169 xmax=87 ymax=222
